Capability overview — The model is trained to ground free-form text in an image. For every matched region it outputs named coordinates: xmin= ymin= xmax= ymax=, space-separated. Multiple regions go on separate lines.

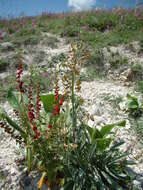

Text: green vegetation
xmin=0 ymin=44 xmax=134 ymax=189
xmin=0 ymin=59 xmax=9 ymax=72
xmin=134 ymin=119 xmax=143 ymax=144
xmin=130 ymin=62 xmax=143 ymax=81
xmin=109 ymin=52 xmax=128 ymax=69
xmin=126 ymin=93 xmax=143 ymax=117
xmin=0 ymin=9 xmax=143 ymax=47
xmin=135 ymin=80 xmax=143 ymax=93
xmin=0 ymin=9 xmax=143 ymax=188
xmin=138 ymin=39 xmax=143 ymax=54
xmin=104 ymin=94 xmax=123 ymax=109
xmin=83 ymin=49 xmax=105 ymax=80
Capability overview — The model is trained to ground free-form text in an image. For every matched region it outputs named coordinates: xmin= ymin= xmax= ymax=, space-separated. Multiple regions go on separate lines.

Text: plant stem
xmin=71 ymin=71 xmax=77 ymax=142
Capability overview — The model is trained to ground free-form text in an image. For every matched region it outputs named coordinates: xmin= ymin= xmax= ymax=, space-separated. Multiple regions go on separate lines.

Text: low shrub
xmin=126 ymin=93 xmax=143 ymax=117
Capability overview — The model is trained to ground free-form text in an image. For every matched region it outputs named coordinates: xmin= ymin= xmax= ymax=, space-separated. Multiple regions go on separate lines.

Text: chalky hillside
xmin=0 ymin=1 xmax=143 ymax=190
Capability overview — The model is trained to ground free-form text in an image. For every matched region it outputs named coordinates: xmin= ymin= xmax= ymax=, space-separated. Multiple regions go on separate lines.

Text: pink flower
xmin=16 ymin=59 xmax=24 ymax=93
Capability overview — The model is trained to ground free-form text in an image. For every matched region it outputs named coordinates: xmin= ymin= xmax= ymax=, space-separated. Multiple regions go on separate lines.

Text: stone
xmin=10 ymin=168 xmax=17 ymax=176
xmin=94 ymin=115 xmax=106 ymax=126
xmin=0 ymin=42 xmax=14 ymax=51
xmin=120 ymin=68 xmax=133 ymax=82
xmin=90 ymin=103 xmax=103 ymax=116
xmin=19 ymin=173 xmax=33 ymax=188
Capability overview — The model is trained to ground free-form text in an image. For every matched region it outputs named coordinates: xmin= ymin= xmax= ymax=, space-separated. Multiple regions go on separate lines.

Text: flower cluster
xmin=27 ymin=83 xmax=41 ymax=139
xmin=52 ymin=72 xmax=64 ymax=117
xmin=52 ymin=85 xmax=60 ymax=116
xmin=32 ymin=124 xmax=40 ymax=139
xmin=16 ymin=59 xmax=24 ymax=93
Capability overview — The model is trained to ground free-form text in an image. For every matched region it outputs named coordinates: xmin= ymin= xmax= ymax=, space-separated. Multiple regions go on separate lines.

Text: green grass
xmin=0 ymin=9 xmax=143 ymax=48
xmin=0 ymin=8 xmax=143 ymax=101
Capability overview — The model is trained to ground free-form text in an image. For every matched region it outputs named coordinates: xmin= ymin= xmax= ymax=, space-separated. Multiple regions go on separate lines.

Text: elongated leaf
xmin=100 ymin=124 xmax=115 ymax=137
xmin=0 ymin=108 xmax=27 ymax=139
xmin=93 ymin=129 xmax=102 ymax=139
xmin=108 ymin=152 xmax=129 ymax=165
xmin=40 ymin=94 xmax=54 ymax=113
xmin=7 ymin=89 xmax=22 ymax=111
xmin=84 ymin=125 xmax=102 ymax=142
xmin=110 ymin=140 xmax=125 ymax=151
xmin=89 ymin=141 xmax=97 ymax=160
xmin=85 ymin=124 xmax=94 ymax=138
xmin=100 ymin=120 xmax=126 ymax=137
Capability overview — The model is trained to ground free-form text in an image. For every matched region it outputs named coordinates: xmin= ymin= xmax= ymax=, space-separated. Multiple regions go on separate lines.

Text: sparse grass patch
xmin=138 ymin=39 xmax=143 ymax=55
xmin=47 ymin=53 xmax=67 ymax=68
xmin=41 ymin=36 xmax=59 ymax=48
xmin=135 ymin=80 xmax=143 ymax=93
xmin=33 ymin=51 xmax=46 ymax=65
xmin=135 ymin=119 xmax=143 ymax=144
xmin=130 ymin=62 xmax=143 ymax=80
xmin=109 ymin=52 xmax=128 ymax=69
xmin=103 ymin=94 xmax=123 ymax=109
xmin=84 ymin=49 xmax=105 ymax=80
xmin=12 ymin=35 xmax=41 ymax=46
xmin=0 ymin=74 xmax=16 ymax=102
xmin=0 ymin=59 xmax=9 ymax=72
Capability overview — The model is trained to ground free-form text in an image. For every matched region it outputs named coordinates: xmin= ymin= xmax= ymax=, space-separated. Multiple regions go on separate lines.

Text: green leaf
xmin=85 ymin=125 xmax=94 ymax=138
xmin=108 ymin=152 xmax=129 ymax=165
xmin=40 ymin=94 xmax=54 ymax=113
xmin=110 ymin=140 xmax=125 ymax=151
xmin=84 ymin=125 xmax=102 ymax=142
xmin=46 ymin=161 xmax=62 ymax=181
xmin=93 ymin=129 xmax=102 ymax=139
xmin=7 ymin=89 xmax=22 ymax=111
xmin=100 ymin=120 xmax=126 ymax=137
xmin=126 ymin=94 xmax=139 ymax=109
xmin=100 ymin=124 xmax=115 ymax=137
xmin=89 ymin=141 xmax=97 ymax=159
xmin=115 ymin=120 xmax=126 ymax=127
xmin=0 ymin=109 xmax=27 ymax=139
xmin=96 ymin=138 xmax=112 ymax=151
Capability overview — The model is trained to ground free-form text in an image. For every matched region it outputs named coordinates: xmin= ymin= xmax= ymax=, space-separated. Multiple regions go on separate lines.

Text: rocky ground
xmin=0 ymin=34 xmax=143 ymax=189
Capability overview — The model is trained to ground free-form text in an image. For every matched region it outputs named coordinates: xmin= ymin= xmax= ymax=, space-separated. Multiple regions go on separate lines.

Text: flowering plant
xmin=0 ymin=43 xmax=134 ymax=189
